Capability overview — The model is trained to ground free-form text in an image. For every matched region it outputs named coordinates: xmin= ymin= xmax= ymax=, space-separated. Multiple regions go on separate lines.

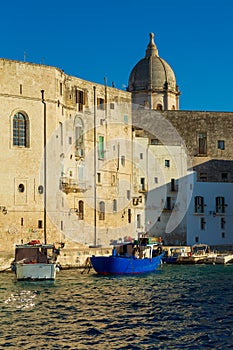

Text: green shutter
xmin=98 ymin=136 xmax=104 ymax=159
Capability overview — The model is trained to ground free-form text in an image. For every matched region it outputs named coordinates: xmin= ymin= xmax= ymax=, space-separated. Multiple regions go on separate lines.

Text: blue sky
xmin=1 ymin=0 xmax=233 ymax=111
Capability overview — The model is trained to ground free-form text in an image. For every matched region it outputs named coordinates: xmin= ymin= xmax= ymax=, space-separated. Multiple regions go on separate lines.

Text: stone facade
xmin=162 ymin=110 xmax=233 ymax=166
xmin=0 ymin=58 xmax=136 ymax=260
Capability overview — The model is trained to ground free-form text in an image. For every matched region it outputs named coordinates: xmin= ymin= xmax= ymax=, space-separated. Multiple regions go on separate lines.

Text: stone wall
xmin=163 ymin=110 xmax=233 ymax=164
xmin=0 ymin=58 xmax=134 ymax=254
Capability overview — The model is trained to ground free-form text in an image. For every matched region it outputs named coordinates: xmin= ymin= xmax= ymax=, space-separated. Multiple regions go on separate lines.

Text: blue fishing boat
xmin=90 ymin=238 xmax=164 ymax=275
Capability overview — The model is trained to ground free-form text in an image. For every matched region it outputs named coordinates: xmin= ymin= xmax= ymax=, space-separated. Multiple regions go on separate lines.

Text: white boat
xmin=13 ymin=240 xmax=59 ymax=280
xmin=215 ymin=254 xmax=233 ymax=264
xmin=163 ymin=247 xmax=189 ymax=264
xmin=178 ymin=244 xmax=217 ymax=264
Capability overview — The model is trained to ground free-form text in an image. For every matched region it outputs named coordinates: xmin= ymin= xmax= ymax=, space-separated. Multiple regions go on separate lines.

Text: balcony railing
xmin=60 ymin=177 xmax=86 ymax=194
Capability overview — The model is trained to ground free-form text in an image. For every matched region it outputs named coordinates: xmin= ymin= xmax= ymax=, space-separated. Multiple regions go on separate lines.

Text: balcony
xmin=60 ymin=177 xmax=86 ymax=194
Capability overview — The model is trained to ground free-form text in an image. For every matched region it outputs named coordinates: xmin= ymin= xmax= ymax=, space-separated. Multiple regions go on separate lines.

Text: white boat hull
xmin=215 ymin=254 xmax=233 ymax=264
xmin=16 ymin=263 xmax=57 ymax=280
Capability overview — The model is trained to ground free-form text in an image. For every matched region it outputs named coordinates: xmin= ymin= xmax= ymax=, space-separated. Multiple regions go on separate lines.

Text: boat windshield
xmin=192 ymin=245 xmax=209 ymax=254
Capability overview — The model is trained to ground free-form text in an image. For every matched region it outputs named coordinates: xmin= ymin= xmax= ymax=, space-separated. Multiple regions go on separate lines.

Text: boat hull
xmin=215 ymin=254 xmax=233 ymax=264
xmin=16 ymin=263 xmax=57 ymax=280
xmin=163 ymin=256 xmax=179 ymax=264
xmin=177 ymin=253 xmax=217 ymax=264
xmin=90 ymin=253 xmax=164 ymax=275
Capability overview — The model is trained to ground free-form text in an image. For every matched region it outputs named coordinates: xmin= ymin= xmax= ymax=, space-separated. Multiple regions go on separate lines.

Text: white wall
xmin=187 ymin=178 xmax=233 ymax=246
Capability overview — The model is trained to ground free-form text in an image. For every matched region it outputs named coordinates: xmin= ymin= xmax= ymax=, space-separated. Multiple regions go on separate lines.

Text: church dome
xmin=128 ymin=33 xmax=178 ymax=93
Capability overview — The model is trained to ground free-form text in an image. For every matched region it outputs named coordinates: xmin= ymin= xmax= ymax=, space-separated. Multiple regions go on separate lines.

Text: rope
xmin=81 ymin=257 xmax=92 ymax=274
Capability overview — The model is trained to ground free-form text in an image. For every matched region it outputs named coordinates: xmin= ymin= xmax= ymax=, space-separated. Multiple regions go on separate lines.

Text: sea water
xmin=0 ymin=264 xmax=233 ymax=349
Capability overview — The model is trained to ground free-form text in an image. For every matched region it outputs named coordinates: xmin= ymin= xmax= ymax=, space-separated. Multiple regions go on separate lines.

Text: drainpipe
xmin=93 ymin=86 xmax=97 ymax=246
xmin=41 ymin=90 xmax=47 ymax=244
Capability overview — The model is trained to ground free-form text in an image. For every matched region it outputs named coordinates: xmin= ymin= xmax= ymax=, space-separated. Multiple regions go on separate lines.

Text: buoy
xmin=28 ymin=240 xmax=41 ymax=245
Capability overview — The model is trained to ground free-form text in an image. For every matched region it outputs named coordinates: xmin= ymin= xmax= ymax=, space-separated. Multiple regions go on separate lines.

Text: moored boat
xmin=215 ymin=253 xmax=233 ymax=264
xmin=163 ymin=247 xmax=189 ymax=264
xmin=12 ymin=240 xmax=60 ymax=280
xmin=90 ymin=238 xmax=164 ymax=275
xmin=177 ymin=244 xmax=217 ymax=264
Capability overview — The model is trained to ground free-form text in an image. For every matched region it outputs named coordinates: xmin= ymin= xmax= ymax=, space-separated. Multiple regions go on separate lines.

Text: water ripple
xmin=0 ymin=265 xmax=233 ymax=349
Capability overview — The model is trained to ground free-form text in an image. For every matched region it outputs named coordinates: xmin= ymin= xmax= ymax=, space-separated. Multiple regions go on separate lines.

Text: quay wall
xmin=57 ymin=246 xmax=112 ymax=269
xmin=0 ymin=245 xmax=112 ymax=272
xmin=1 ymin=244 xmax=233 ymax=273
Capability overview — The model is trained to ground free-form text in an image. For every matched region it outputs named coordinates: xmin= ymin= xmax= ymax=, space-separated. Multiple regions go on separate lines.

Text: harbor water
xmin=0 ymin=264 xmax=233 ymax=349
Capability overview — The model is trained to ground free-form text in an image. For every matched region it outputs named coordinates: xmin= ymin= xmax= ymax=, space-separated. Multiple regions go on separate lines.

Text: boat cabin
xmin=15 ymin=243 xmax=56 ymax=264
xmin=114 ymin=241 xmax=162 ymax=259
xmin=192 ymin=244 xmax=211 ymax=256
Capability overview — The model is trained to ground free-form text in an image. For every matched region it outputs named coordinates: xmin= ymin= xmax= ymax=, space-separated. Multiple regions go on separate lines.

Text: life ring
xmin=28 ymin=240 xmax=41 ymax=245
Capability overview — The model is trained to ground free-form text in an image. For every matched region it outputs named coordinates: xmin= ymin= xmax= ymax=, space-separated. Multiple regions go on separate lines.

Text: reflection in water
xmin=0 ymin=265 xmax=233 ymax=349
xmin=4 ymin=290 xmax=38 ymax=310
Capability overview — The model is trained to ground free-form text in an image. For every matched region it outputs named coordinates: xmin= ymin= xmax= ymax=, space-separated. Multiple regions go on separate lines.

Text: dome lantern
xmin=146 ymin=32 xmax=158 ymax=58
xmin=128 ymin=33 xmax=180 ymax=110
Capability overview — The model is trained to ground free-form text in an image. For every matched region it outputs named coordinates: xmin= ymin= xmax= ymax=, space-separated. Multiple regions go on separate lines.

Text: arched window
xmin=75 ymin=117 xmax=84 ymax=157
xmin=78 ymin=200 xmax=84 ymax=220
xmin=99 ymin=201 xmax=105 ymax=220
xmin=13 ymin=112 xmax=29 ymax=147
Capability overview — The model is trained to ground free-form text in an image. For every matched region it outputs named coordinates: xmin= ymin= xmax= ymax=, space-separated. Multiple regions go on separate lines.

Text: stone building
xmin=128 ymin=33 xmax=233 ymax=248
xmin=0 ymin=32 xmax=233 ymax=259
xmin=0 ymin=59 xmax=135 ymax=257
